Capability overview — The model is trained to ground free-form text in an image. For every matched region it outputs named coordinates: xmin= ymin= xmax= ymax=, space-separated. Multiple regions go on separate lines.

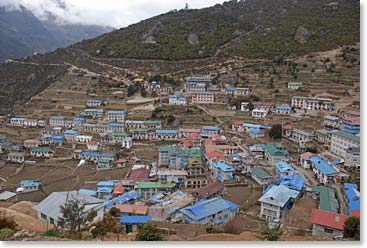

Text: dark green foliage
xmin=135 ymin=223 xmax=164 ymax=241
xmin=343 ymin=216 xmax=360 ymax=240
xmin=109 ymin=207 xmax=120 ymax=217
xmin=206 ymin=226 xmax=224 ymax=234
xmin=260 ymin=226 xmax=284 ymax=241
xmin=57 ymin=198 xmax=97 ymax=235
xmin=78 ymin=0 xmax=359 ymax=61
xmin=167 ymin=114 xmax=175 ymax=124
xmin=42 ymin=229 xmax=61 ymax=237
xmin=91 ymin=221 xmax=108 ymax=240
xmin=269 ymin=124 xmax=282 ymax=139
xmin=127 ymin=84 xmax=140 ymax=97
xmin=306 ymin=146 xmax=318 ymax=153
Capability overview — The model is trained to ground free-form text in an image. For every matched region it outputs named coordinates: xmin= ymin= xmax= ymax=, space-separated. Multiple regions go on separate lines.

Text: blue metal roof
xmin=310 ymin=156 xmax=338 ymax=175
xmin=79 ymin=189 xmax=97 ymax=196
xmin=250 ymin=128 xmax=264 ymax=135
xmin=180 ymin=197 xmax=237 ymax=220
xmin=155 ymin=130 xmax=178 ymax=134
xmin=53 ymin=135 xmax=64 ymax=140
xmin=97 ymin=181 xmax=115 ymax=188
xmin=275 ymin=162 xmax=294 ymax=173
xmin=97 ymin=187 xmax=113 ymax=193
xmin=243 ymin=123 xmax=269 ymax=129
xmin=106 ymin=190 xmax=141 ymax=208
xmin=225 ymin=200 xmax=239 ymax=212
xmin=108 ymin=122 xmax=124 ymax=127
xmin=81 ymin=151 xmax=102 ymax=157
xmin=213 ymin=161 xmax=234 ymax=172
xmin=120 ymin=215 xmax=152 ymax=224
xmin=21 ymin=181 xmax=40 ymax=188
xmin=87 ymin=99 xmax=102 ymax=103
xmin=278 ymin=174 xmax=305 ymax=191
xmin=73 ymin=117 xmax=86 ymax=122
xmin=10 ymin=117 xmax=27 ymax=121
xmin=275 ymin=105 xmax=292 ymax=111
xmin=201 ymin=126 xmax=220 ymax=131
xmin=64 ymin=130 xmax=78 ymax=135
xmin=108 ymin=110 xmax=126 ymax=114
xmin=344 ymin=183 xmax=360 ymax=212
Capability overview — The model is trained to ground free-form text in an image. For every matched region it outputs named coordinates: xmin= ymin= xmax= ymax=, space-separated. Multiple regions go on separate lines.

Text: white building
xmin=252 ymin=109 xmax=268 ymax=118
xmin=191 ymin=92 xmax=215 ymax=104
xmin=323 ymin=115 xmax=340 ymax=129
xmin=107 ymin=110 xmax=127 ymax=122
xmin=168 ymin=95 xmax=188 ymax=105
xmin=49 ymin=116 xmax=65 ymax=127
xmin=330 ymin=131 xmax=360 ymax=159
xmin=291 ymin=96 xmax=334 ymax=111
xmin=33 ymin=191 xmax=105 ymax=226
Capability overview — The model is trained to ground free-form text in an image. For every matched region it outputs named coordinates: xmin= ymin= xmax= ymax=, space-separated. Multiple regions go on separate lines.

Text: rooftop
xmin=137 ymin=182 xmax=176 ymax=189
xmin=310 ymin=208 xmax=348 ymax=231
xmin=258 ymin=185 xmax=298 ymax=207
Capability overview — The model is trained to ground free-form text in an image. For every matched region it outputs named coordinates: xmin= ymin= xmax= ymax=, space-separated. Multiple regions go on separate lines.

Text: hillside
xmin=77 ymin=0 xmax=359 ymax=60
xmin=0 ymin=0 xmax=360 ymax=115
xmin=0 ymin=6 xmax=112 ymax=61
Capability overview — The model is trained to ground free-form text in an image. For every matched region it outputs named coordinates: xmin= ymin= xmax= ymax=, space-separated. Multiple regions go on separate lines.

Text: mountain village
xmin=0 ymin=42 xmax=360 ymax=241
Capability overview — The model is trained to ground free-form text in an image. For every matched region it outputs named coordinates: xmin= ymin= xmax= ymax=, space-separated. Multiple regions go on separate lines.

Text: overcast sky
xmin=0 ymin=0 xmax=227 ymax=28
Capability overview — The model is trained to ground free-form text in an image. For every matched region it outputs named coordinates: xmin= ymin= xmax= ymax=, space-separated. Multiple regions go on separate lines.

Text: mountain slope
xmin=77 ymin=0 xmax=359 ymax=61
xmin=0 ymin=6 xmax=112 ymax=61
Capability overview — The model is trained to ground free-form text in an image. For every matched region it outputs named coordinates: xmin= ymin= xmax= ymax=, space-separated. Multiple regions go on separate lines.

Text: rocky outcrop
xmin=294 ymin=26 xmax=311 ymax=44
xmin=188 ymin=33 xmax=200 ymax=45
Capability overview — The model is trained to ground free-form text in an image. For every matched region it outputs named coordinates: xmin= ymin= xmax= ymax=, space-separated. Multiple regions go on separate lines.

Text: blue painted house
xmin=120 ymin=215 xmax=152 ymax=233
xmin=310 ymin=156 xmax=339 ymax=185
xmin=180 ymin=197 xmax=239 ymax=225
xmin=211 ymin=161 xmax=235 ymax=183
xmin=201 ymin=126 xmax=221 ymax=138
xmin=344 ymin=183 xmax=360 ymax=216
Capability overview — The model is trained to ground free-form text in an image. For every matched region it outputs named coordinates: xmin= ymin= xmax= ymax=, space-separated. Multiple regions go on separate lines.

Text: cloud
xmin=0 ymin=0 xmax=226 ymax=28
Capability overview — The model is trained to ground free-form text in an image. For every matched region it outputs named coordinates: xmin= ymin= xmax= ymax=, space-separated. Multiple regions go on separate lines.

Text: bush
xmin=343 ymin=216 xmax=360 ymax=240
xmin=0 ymin=210 xmax=18 ymax=230
xmin=0 ymin=228 xmax=14 ymax=240
xmin=135 ymin=223 xmax=164 ymax=241
xmin=260 ymin=226 xmax=284 ymax=241
xmin=206 ymin=226 xmax=223 ymax=234
xmin=42 ymin=229 xmax=60 ymax=237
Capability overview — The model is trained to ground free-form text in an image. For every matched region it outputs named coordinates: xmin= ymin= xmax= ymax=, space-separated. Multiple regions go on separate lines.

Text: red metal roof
xmin=113 ymin=185 xmax=125 ymax=195
xmin=232 ymin=120 xmax=243 ymax=125
xmin=189 ymin=133 xmax=201 ymax=140
xmin=183 ymin=139 xmax=194 ymax=148
xmin=300 ymin=152 xmax=316 ymax=160
xmin=310 ymin=208 xmax=348 ymax=230
xmin=351 ymin=210 xmax=360 ymax=217
xmin=128 ymin=168 xmax=149 ymax=182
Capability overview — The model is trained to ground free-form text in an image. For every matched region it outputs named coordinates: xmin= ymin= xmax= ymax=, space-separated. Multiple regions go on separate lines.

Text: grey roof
xmin=33 ymin=191 xmax=105 ymax=220
xmin=0 ymin=191 xmax=16 ymax=200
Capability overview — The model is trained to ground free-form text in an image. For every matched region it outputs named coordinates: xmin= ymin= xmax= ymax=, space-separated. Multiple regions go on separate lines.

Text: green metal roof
xmin=265 ymin=144 xmax=288 ymax=156
xmin=333 ymin=131 xmax=360 ymax=143
xmin=188 ymin=148 xmax=201 ymax=158
xmin=31 ymin=147 xmax=50 ymax=153
xmin=112 ymin=132 xmax=129 ymax=137
xmin=312 ymin=186 xmax=339 ymax=213
xmin=137 ymin=182 xmax=176 ymax=189
xmin=252 ymin=167 xmax=272 ymax=179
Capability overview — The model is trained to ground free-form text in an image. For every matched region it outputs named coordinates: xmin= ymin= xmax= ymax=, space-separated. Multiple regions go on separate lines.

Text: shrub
xmin=206 ymin=226 xmax=223 ymax=234
xmin=42 ymin=229 xmax=60 ymax=237
xmin=0 ymin=228 xmax=14 ymax=240
xmin=0 ymin=211 xmax=18 ymax=230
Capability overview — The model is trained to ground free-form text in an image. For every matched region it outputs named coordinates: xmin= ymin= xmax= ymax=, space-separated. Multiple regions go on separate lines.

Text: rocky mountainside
xmin=77 ymin=0 xmax=359 ymax=60
xmin=0 ymin=0 xmax=360 ymax=115
xmin=0 ymin=6 xmax=112 ymax=61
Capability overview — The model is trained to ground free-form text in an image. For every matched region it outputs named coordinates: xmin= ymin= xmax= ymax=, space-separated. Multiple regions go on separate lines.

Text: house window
xmin=49 ymin=218 xmax=55 ymax=224
xmin=41 ymin=213 xmax=47 ymax=220
xmin=324 ymin=228 xmax=334 ymax=234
